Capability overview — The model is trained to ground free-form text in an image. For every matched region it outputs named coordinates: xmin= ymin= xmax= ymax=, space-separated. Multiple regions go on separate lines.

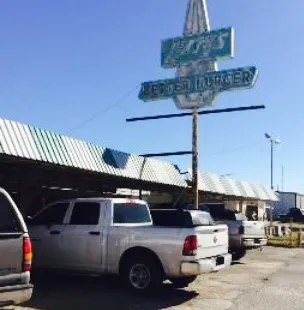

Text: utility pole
xmin=265 ymin=133 xmax=281 ymax=191
xmin=192 ymin=109 xmax=199 ymax=208
xmin=282 ymin=165 xmax=284 ymax=192
xmin=271 ymin=140 xmax=274 ymax=190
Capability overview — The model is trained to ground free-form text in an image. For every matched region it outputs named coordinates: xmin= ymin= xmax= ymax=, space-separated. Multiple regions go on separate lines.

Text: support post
xmin=270 ymin=141 xmax=274 ymax=224
xmin=271 ymin=140 xmax=274 ymax=190
xmin=192 ymin=109 xmax=199 ymax=209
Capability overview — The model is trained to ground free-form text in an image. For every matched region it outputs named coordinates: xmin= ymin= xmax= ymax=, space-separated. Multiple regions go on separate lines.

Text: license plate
xmin=216 ymin=256 xmax=224 ymax=266
xmin=254 ymin=239 xmax=261 ymax=244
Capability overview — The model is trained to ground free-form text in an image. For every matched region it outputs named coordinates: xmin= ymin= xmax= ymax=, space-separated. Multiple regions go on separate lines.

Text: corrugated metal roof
xmin=188 ymin=169 xmax=278 ymax=201
xmin=0 ymin=118 xmax=187 ymax=188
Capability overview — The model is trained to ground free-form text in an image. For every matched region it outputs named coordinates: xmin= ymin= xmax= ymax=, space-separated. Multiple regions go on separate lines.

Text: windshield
xmin=192 ymin=212 xmax=214 ymax=226
xmin=235 ymin=213 xmax=248 ymax=221
xmin=113 ymin=203 xmax=151 ymax=224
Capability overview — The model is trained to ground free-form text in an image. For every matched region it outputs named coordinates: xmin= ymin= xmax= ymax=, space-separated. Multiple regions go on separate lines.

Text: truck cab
xmin=28 ymin=197 xmax=231 ymax=294
xmin=0 ymin=188 xmax=33 ymax=307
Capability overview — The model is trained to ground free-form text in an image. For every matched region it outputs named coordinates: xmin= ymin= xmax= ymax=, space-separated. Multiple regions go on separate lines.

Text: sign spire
xmin=174 ymin=0 xmax=217 ymax=109
xmin=183 ymin=0 xmax=210 ymax=35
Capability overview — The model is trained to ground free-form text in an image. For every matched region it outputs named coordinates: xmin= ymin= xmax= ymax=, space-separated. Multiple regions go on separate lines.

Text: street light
xmin=265 ymin=133 xmax=281 ymax=190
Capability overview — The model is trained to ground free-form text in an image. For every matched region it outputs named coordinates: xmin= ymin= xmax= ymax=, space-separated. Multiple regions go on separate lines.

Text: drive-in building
xmin=0 ymin=118 xmax=278 ymax=218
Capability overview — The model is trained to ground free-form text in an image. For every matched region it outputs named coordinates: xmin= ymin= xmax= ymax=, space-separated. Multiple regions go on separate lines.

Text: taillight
xmin=239 ymin=225 xmax=244 ymax=235
xmin=23 ymin=236 xmax=32 ymax=272
xmin=182 ymin=235 xmax=198 ymax=256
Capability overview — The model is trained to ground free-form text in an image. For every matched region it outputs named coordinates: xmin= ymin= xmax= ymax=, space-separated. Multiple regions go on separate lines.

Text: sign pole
xmin=137 ymin=0 xmax=259 ymax=213
xmin=192 ymin=108 xmax=199 ymax=209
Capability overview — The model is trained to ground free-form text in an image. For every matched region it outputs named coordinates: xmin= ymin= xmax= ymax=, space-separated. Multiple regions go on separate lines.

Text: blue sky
xmin=0 ymin=0 xmax=302 ymax=192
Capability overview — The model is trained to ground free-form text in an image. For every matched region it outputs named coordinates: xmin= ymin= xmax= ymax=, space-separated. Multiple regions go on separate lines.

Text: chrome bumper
xmin=181 ymin=253 xmax=232 ymax=276
xmin=0 ymin=284 xmax=33 ymax=306
xmin=242 ymin=238 xmax=267 ymax=247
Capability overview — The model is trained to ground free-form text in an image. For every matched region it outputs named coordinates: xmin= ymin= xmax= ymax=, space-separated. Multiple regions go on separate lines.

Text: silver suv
xmin=0 ymin=188 xmax=33 ymax=307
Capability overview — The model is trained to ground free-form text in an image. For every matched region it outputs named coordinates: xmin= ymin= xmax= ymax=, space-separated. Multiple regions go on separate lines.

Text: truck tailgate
xmin=194 ymin=224 xmax=229 ymax=259
xmin=242 ymin=221 xmax=265 ymax=238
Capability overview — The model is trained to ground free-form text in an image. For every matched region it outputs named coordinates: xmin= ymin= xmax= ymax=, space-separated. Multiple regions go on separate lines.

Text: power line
xmin=206 ymin=142 xmax=262 ymax=156
xmin=66 ymin=84 xmax=140 ymax=134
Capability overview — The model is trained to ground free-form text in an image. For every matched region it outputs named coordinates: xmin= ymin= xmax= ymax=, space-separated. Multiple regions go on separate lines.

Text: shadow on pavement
xmin=231 ymin=261 xmax=245 ymax=265
xmin=23 ymin=274 xmax=198 ymax=310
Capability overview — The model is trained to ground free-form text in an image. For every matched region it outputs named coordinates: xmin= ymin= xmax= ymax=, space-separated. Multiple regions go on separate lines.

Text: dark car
xmin=279 ymin=208 xmax=304 ymax=222
xmin=0 ymin=188 xmax=33 ymax=307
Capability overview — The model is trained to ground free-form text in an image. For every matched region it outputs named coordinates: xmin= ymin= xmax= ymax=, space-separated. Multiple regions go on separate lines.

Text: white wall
xmin=296 ymin=194 xmax=304 ymax=209
xmin=257 ymin=201 xmax=266 ymax=220
xmin=225 ymin=201 xmax=240 ymax=212
xmin=225 ymin=200 xmax=265 ymax=220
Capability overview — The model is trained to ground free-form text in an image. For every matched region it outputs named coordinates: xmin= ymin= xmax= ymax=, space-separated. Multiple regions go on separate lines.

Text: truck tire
xmin=169 ymin=276 xmax=197 ymax=288
xmin=121 ymin=255 xmax=163 ymax=295
xmin=231 ymin=248 xmax=247 ymax=261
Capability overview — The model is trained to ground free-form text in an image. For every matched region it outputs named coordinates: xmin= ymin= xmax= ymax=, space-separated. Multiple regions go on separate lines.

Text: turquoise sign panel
xmin=139 ymin=66 xmax=258 ymax=104
xmin=161 ymin=27 xmax=234 ymax=69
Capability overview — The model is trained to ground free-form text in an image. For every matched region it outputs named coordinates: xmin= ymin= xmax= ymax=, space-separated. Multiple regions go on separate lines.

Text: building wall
xmin=272 ymin=192 xmax=296 ymax=219
xmin=147 ymin=192 xmax=173 ymax=205
xmin=296 ymin=194 xmax=304 ymax=209
xmin=225 ymin=200 xmax=265 ymax=221
xmin=225 ymin=201 xmax=240 ymax=212
xmin=257 ymin=201 xmax=266 ymax=220
xmin=146 ymin=191 xmax=268 ymax=220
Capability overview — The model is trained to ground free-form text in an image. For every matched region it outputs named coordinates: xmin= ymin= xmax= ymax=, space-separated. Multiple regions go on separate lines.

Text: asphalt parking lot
xmin=17 ymin=247 xmax=304 ymax=310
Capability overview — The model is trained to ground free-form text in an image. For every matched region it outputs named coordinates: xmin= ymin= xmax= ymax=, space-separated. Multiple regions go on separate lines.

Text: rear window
xmin=235 ymin=213 xmax=248 ymax=221
xmin=0 ymin=192 xmax=22 ymax=233
xmin=151 ymin=210 xmax=192 ymax=227
xmin=199 ymin=204 xmax=236 ymax=221
xmin=113 ymin=203 xmax=151 ymax=224
xmin=151 ymin=210 xmax=213 ymax=228
xmin=192 ymin=212 xmax=214 ymax=226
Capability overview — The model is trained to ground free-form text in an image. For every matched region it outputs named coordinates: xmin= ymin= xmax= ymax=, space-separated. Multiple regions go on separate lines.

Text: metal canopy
xmin=0 ymin=118 xmax=187 ymax=189
xmin=187 ymin=169 xmax=279 ymax=201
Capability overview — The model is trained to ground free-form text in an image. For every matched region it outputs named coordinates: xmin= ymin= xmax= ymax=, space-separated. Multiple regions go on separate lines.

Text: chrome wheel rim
xmin=129 ymin=264 xmax=151 ymax=289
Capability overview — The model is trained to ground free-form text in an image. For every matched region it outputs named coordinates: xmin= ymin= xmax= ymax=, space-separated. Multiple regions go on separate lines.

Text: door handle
xmin=50 ymin=230 xmax=60 ymax=235
xmin=89 ymin=231 xmax=100 ymax=236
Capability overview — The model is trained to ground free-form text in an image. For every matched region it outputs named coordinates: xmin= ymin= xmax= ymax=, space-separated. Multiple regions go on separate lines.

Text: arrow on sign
xmin=139 ymin=66 xmax=258 ymax=104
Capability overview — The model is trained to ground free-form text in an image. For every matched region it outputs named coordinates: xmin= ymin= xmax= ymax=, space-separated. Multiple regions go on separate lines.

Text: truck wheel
xmin=169 ymin=276 xmax=197 ymax=288
xmin=231 ymin=248 xmax=247 ymax=261
xmin=122 ymin=255 xmax=163 ymax=294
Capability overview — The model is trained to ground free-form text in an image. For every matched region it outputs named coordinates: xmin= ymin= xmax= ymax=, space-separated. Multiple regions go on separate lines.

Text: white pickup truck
xmin=195 ymin=203 xmax=267 ymax=260
xmin=28 ymin=198 xmax=231 ymax=293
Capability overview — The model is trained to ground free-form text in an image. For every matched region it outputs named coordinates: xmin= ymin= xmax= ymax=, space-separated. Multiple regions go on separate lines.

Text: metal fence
xmin=266 ymin=221 xmax=304 ymax=248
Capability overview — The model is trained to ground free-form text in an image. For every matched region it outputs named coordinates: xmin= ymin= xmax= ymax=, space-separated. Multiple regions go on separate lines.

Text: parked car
xmin=179 ymin=203 xmax=267 ymax=261
xmin=279 ymin=208 xmax=304 ymax=223
xmin=0 ymin=187 xmax=33 ymax=307
xmin=150 ymin=208 xmax=233 ymax=260
xmin=28 ymin=198 xmax=231 ymax=294
xmin=201 ymin=204 xmax=267 ymax=260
